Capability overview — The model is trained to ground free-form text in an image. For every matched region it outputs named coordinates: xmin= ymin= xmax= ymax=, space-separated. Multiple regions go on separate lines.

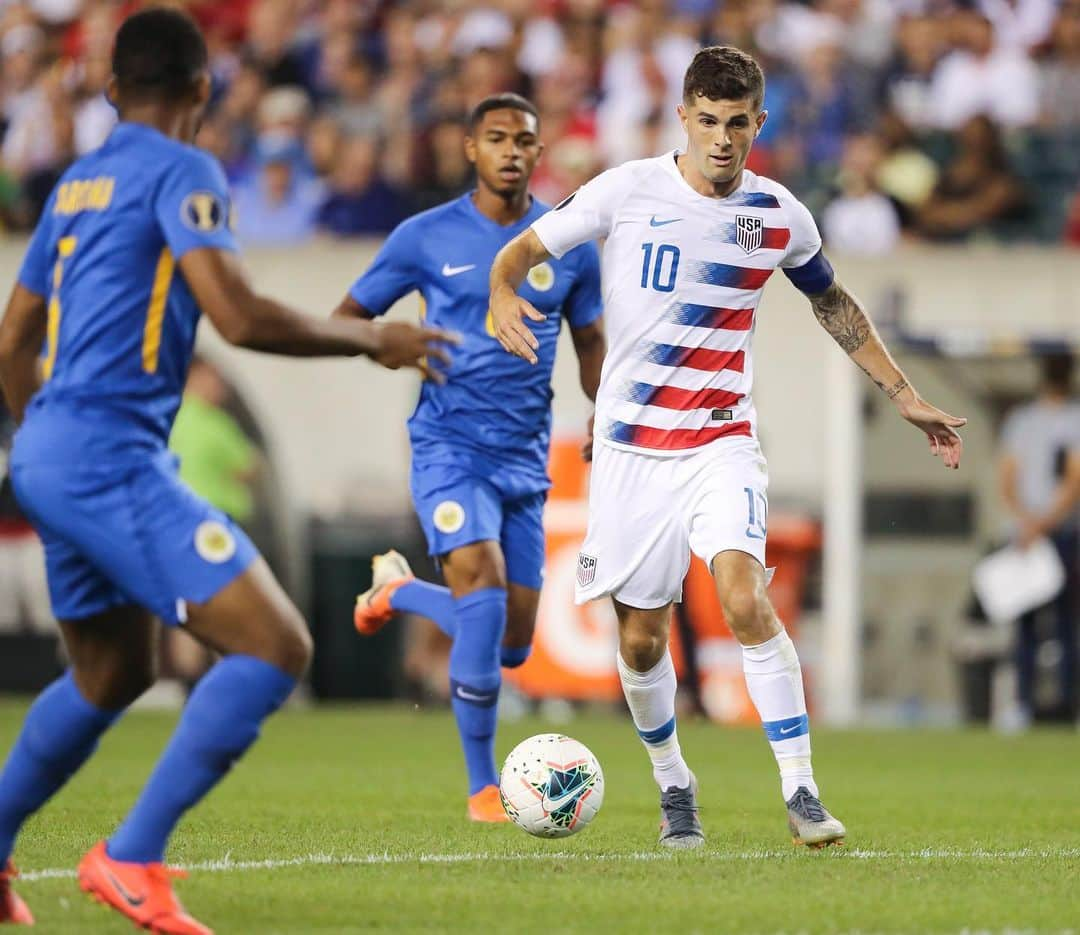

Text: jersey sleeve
xmin=154 ymin=150 xmax=238 ymax=260
xmin=347 ymin=218 xmax=421 ymax=316
xmin=779 ymin=195 xmax=834 ymax=295
xmin=562 ymin=241 xmax=603 ymax=329
xmin=531 ymin=166 xmax=628 ymax=259
xmin=16 ymin=194 xmax=56 ymax=296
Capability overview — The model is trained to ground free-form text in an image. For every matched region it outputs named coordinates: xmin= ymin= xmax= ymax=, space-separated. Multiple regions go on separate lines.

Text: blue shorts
xmin=410 ymin=442 xmax=547 ymax=591
xmin=11 ymin=448 xmax=256 ymax=625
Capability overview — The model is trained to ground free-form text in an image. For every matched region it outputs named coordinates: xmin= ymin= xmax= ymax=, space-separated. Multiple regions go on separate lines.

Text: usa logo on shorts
xmin=577 ymin=553 xmax=597 ymax=587
xmin=736 ymin=215 xmax=763 ymax=254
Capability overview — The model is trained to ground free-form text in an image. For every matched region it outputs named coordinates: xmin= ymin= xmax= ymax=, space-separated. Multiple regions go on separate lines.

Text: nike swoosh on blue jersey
xmin=649 ymin=216 xmax=682 ymax=228
xmin=442 ymin=262 xmax=477 ymax=276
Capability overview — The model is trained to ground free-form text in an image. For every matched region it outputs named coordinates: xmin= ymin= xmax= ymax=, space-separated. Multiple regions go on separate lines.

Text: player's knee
xmin=447 ymin=549 xmax=507 ymax=596
xmin=620 ymin=625 xmax=666 ymax=671
xmin=81 ymin=654 xmax=157 ymax=710
xmin=259 ymin=611 xmax=313 ymax=679
xmin=720 ymin=585 xmax=775 ymax=642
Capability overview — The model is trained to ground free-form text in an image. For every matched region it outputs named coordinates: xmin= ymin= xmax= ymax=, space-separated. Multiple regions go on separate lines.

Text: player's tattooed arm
xmin=0 ymin=284 xmax=47 ymax=423
xmin=489 ymin=229 xmax=553 ymax=365
xmin=807 ymin=277 xmax=968 ymax=469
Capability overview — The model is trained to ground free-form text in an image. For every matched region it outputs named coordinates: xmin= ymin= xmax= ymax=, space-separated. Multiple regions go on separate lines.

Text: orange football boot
xmin=467 ymin=785 xmax=510 ymax=823
xmin=353 ymin=550 xmax=414 ymax=635
xmin=77 ymin=842 xmax=210 ymax=935
xmin=0 ymin=861 xmax=33 ymax=925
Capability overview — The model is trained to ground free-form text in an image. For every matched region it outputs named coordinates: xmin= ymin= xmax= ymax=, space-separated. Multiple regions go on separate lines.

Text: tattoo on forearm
xmin=809 ymin=283 xmax=871 ymax=355
xmin=884 ymin=378 xmax=910 ymax=399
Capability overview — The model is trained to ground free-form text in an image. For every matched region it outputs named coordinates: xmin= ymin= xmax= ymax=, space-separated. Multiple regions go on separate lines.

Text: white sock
xmin=742 ymin=630 xmax=817 ymax=801
xmin=617 ymin=650 xmax=691 ymax=792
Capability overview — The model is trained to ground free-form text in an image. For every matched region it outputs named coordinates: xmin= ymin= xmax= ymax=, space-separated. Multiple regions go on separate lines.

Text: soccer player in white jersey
xmin=488 ymin=46 xmax=967 ymax=849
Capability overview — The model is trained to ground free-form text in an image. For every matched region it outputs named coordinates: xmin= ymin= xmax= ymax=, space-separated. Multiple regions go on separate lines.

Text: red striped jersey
xmin=531 ymin=151 xmax=830 ymax=456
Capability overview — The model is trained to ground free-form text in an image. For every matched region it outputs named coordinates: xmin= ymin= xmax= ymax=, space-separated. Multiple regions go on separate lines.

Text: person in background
xmin=998 ymin=352 xmax=1080 ymax=725
xmin=822 ymin=132 xmax=901 ymax=255
xmin=233 ymin=136 xmax=322 ymax=245
xmin=916 ymin=114 xmax=1026 ymax=240
xmin=168 ymin=357 xmax=260 ymax=688
xmin=316 ymin=135 xmax=407 ymax=236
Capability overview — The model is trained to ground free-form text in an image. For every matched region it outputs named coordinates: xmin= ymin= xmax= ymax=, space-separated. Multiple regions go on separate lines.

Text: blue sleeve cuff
xmin=783 ymin=249 xmax=834 ymax=295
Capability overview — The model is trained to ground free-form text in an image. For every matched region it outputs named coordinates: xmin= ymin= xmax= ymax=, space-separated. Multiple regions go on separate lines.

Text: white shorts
xmin=574 ymin=439 xmax=769 ymax=609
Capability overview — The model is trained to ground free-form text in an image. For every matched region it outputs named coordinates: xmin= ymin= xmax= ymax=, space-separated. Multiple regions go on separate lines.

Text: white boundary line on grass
xmin=17 ymin=847 xmax=1080 ymax=882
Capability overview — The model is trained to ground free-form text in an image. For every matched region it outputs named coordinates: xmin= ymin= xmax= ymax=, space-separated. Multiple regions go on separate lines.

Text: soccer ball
xmin=499 ymin=733 xmax=604 ymax=837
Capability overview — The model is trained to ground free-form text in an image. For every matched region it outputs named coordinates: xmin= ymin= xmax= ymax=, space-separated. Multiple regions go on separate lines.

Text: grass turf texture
xmin=2 ymin=702 xmax=1078 ymax=934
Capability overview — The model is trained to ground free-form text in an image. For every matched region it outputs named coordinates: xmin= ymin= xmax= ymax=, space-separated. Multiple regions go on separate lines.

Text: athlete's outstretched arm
xmin=807 ymin=278 xmax=967 ymax=469
xmin=330 ymin=295 xmax=376 ymax=320
xmin=489 ymin=228 xmax=553 ymax=365
xmin=0 ymin=284 xmax=47 ymax=423
xmin=180 ymin=248 xmax=456 ymax=380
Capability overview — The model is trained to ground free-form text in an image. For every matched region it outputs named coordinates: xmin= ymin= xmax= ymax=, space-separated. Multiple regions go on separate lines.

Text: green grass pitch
xmin=2 ymin=701 xmax=1078 ymax=933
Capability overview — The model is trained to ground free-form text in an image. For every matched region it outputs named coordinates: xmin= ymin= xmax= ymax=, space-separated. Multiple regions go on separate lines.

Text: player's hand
xmin=582 ymin=413 xmax=595 ymax=462
xmin=896 ymin=396 xmax=967 ymax=470
xmin=370 ymin=321 xmax=460 ymax=383
xmin=490 ymin=286 xmax=545 ymax=365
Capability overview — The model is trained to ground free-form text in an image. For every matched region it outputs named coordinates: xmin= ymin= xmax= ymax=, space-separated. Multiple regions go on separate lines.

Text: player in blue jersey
xmin=0 ymin=10 xmax=455 ymax=933
xmin=340 ymin=94 xmax=605 ymax=822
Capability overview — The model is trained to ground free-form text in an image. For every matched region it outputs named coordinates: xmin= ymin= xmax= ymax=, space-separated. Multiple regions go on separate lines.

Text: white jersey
xmin=532 ymin=151 xmax=827 ymax=456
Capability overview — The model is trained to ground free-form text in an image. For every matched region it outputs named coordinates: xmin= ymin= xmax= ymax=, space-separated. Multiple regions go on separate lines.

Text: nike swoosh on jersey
xmin=105 ymin=870 xmax=146 ymax=908
xmin=442 ymin=262 xmax=477 ymax=276
xmin=649 ymin=216 xmax=682 ymax=227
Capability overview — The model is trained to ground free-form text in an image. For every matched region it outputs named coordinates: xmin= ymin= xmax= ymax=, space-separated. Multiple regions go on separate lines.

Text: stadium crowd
xmin=1 ymin=0 xmax=1079 ymax=251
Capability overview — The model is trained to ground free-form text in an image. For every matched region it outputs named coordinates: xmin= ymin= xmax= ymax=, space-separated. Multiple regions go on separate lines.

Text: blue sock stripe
xmin=450 ymin=678 xmax=499 ymax=708
xmin=637 ymin=715 xmax=676 ymax=745
xmin=762 ymin=713 xmax=809 ymax=742
xmin=500 ymin=645 xmax=532 ymax=669
xmin=454 ymin=587 xmax=508 ymax=612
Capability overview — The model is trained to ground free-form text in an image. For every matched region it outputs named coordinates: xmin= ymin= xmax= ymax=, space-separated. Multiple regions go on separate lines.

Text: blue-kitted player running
xmin=0 ymin=9 xmax=454 ymax=933
xmin=341 ymin=94 xmax=605 ymax=822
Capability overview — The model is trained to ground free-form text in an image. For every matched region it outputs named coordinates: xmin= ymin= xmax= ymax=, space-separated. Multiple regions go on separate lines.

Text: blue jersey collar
xmin=460 ymin=191 xmax=545 ymax=233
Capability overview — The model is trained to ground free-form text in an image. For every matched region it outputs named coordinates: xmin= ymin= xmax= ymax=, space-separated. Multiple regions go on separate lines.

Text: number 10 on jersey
xmin=640 ymin=242 xmax=680 ymax=293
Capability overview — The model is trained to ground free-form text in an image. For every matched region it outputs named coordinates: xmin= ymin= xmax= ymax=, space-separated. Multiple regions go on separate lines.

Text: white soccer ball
xmin=499 ymin=733 xmax=604 ymax=837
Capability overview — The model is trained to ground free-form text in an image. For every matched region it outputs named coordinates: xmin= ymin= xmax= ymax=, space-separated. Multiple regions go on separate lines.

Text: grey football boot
xmin=786 ymin=786 xmax=846 ymax=849
xmin=658 ymin=772 xmax=705 ymax=849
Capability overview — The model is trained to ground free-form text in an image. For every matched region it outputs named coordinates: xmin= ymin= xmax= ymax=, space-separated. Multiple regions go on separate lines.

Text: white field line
xmin=17 ymin=847 xmax=1080 ymax=883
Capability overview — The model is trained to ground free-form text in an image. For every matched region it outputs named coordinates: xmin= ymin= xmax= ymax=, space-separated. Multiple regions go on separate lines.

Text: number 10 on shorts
xmin=744 ymin=487 xmax=767 ymax=540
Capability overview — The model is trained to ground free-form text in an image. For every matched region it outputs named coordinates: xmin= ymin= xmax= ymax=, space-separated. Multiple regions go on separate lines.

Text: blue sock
xmin=0 ymin=671 xmax=121 ymax=863
xmin=449 ymin=588 xmax=506 ymax=795
xmin=390 ymin=579 xmax=456 ymax=637
xmin=107 ymin=655 xmax=294 ymax=863
xmin=500 ymin=645 xmax=532 ymax=669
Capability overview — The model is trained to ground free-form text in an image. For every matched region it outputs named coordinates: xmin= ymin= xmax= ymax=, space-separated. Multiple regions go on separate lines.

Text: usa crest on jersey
xmin=736 ymin=215 xmax=763 ymax=254
xmin=577 ymin=553 xmax=597 ymax=587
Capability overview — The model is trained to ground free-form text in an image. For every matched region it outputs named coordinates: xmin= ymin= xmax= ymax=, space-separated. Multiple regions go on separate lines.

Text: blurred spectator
xmin=822 ymin=133 xmax=901 ymax=254
xmin=978 ymin=0 xmax=1058 ymax=52
xmin=317 ymin=135 xmax=408 ymax=236
xmin=171 ymin=357 xmax=258 ymax=528
xmin=327 ymin=53 xmax=384 ymax=139
xmin=410 ymin=118 xmax=470 ymax=212
xmin=243 ymin=0 xmax=305 ymax=88
xmin=874 ymin=112 xmax=941 ymax=228
xmin=997 ymin=353 xmax=1080 ymax=723
xmin=916 ymin=115 xmax=1026 ymax=240
xmin=883 ymin=13 xmax=950 ymax=132
xmin=1039 ymin=0 xmax=1080 ymax=129
xmin=233 ymin=137 xmax=322 ymax=245
xmin=928 ymin=9 xmax=1039 ymax=129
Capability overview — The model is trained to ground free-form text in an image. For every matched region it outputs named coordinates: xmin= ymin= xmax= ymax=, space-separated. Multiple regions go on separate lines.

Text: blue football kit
xmin=349 ymin=191 xmax=601 ymax=799
xmin=11 ymin=122 xmax=256 ymax=624
xmin=349 ymin=192 xmax=602 ymax=589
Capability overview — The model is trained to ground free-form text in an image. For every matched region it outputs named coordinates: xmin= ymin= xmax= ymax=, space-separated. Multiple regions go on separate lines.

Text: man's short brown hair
xmin=682 ymin=45 xmax=765 ymax=111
